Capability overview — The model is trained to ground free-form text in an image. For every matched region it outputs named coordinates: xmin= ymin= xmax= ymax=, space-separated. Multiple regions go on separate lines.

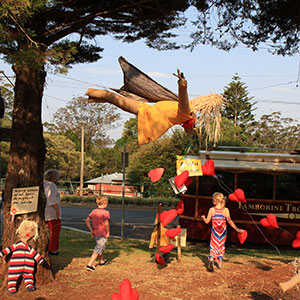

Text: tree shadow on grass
xmin=50 ymin=228 xmax=151 ymax=275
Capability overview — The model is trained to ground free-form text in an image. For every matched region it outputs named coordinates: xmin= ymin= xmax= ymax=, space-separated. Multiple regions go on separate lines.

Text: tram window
xmin=276 ymin=174 xmax=300 ymax=201
xmin=197 ymin=172 xmax=234 ymax=196
xmin=237 ymin=173 xmax=273 ymax=199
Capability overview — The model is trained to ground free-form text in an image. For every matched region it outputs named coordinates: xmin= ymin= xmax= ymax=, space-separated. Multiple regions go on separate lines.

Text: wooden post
xmin=177 ymin=225 xmax=182 ymax=263
xmin=156 ymin=201 xmax=162 ymax=252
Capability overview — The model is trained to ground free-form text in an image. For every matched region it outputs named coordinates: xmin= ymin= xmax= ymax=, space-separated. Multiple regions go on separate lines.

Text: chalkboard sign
xmin=10 ymin=186 xmax=39 ymax=215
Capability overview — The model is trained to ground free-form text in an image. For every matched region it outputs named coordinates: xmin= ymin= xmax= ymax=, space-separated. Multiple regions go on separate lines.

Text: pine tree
xmin=223 ymin=74 xmax=256 ymax=129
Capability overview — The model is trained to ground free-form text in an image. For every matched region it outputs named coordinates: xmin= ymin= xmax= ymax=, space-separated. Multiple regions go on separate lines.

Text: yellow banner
xmin=176 ymin=156 xmax=202 ymax=176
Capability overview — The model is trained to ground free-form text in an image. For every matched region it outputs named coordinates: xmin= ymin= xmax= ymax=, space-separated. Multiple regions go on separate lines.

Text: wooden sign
xmin=170 ymin=228 xmax=187 ymax=247
xmin=10 ymin=186 xmax=39 ymax=215
xmin=176 ymin=156 xmax=202 ymax=176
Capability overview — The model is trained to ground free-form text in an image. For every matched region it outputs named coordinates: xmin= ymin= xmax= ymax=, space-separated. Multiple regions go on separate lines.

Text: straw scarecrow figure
xmin=85 ymin=57 xmax=225 ymax=146
xmin=0 ymin=219 xmax=45 ymax=294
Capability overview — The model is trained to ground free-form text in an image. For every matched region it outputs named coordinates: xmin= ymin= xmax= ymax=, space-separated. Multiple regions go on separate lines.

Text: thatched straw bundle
xmin=190 ymin=93 xmax=226 ymax=144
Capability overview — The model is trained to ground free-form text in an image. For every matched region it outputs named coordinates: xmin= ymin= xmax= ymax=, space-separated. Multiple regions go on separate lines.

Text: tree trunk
xmin=0 ymin=63 xmax=54 ymax=288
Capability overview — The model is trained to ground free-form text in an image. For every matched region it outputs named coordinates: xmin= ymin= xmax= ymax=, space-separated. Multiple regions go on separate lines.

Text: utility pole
xmin=80 ymin=125 xmax=84 ymax=197
xmin=121 ymin=144 xmax=126 ymax=239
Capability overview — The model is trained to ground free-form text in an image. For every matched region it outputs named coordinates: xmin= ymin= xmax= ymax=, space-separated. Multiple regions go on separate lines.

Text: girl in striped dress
xmin=201 ymin=192 xmax=243 ymax=271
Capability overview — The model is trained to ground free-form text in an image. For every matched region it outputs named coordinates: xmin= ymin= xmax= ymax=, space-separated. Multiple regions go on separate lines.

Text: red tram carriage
xmin=179 ymin=151 xmax=300 ymax=245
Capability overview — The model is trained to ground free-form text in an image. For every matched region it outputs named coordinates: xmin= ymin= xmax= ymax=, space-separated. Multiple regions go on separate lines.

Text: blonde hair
xmin=212 ymin=192 xmax=226 ymax=208
xmin=96 ymin=195 xmax=108 ymax=208
xmin=44 ymin=169 xmax=60 ymax=182
xmin=16 ymin=219 xmax=39 ymax=241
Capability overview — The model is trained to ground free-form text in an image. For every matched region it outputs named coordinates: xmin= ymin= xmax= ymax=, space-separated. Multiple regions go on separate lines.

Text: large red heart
xmin=292 ymin=239 xmax=300 ymax=248
xmin=166 ymin=227 xmax=181 ymax=238
xmin=148 ymin=168 xmax=164 ymax=182
xmin=174 ymin=170 xmax=189 ymax=188
xmin=160 ymin=209 xmax=177 ymax=227
xmin=202 ymin=159 xmax=216 ymax=177
xmin=237 ymin=230 xmax=248 ymax=244
xmin=260 ymin=218 xmax=270 ymax=227
xmin=229 ymin=189 xmax=246 ymax=203
xmin=266 ymin=214 xmax=278 ymax=228
xmin=176 ymin=200 xmax=184 ymax=215
xmin=159 ymin=244 xmax=175 ymax=253
xmin=155 ymin=252 xmax=166 ymax=265
xmin=296 ymin=231 xmax=300 ymax=240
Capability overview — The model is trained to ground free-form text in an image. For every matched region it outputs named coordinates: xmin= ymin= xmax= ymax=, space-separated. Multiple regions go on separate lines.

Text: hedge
xmin=61 ymin=195 xmax=179 ymax=208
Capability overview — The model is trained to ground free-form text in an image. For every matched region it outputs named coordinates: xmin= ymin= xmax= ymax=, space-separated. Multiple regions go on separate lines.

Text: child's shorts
xmin=94 ymin=236 xmax=107 ymax=255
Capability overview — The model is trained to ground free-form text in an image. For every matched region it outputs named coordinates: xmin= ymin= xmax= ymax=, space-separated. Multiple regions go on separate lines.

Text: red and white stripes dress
xmin=209 ymin=207 xmax=227 ymax=262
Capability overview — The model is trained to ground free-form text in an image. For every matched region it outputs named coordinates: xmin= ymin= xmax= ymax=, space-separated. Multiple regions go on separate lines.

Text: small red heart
xmin=185 ymin=177 xmax=193 ymax=187
xmin=148 ymin=168 xmax=164 ymax=182
xmin=260 ymin=218 xmax=270 ymax=227
xmin=131 ymin=289 xmax=139 ymax=300
xmin=166 ymin=227 xmax=181 ymax=238
xmin=292 ymin=239 xmax=300 ymax=248
xmin=160 ymin=209 xmax=178 ymax=227
xmin=229 ymin=189 xmax=246 ymax=203
xmin=266 ymin=214 xmax=278 ymax=228
xmin=155 ymin=252 xmax=166 ymax=265
xmin=159 ymin=244 xmax=175 ymax=254
xmin=174 ymin=170 xmax=189 ymax=188
xmin=176 ymin=200 xmax=184 ymax=215
xmin=202 ymin=159 xmax=216 ymax=177
xmin=237 ymin=230 xmax=248 ymax=244
xmin=111 ymin=292 xmax=122 ymax=300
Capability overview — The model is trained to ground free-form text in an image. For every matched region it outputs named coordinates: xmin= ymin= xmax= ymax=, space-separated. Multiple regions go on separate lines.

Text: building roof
xmin=86 ymin=172 xmax=123 ymax=184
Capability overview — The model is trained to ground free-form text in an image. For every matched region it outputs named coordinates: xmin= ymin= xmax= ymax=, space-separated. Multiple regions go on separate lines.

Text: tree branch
xmin=43 ymin=0 xmax=151 ymax=45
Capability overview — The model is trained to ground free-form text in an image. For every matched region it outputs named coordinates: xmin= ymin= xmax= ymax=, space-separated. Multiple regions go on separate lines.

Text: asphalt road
xmin=61 ymin=206 xmax=178 ymax=240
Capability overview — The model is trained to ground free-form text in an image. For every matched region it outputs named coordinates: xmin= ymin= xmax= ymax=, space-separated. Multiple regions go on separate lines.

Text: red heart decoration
xmin=160 ymin=209 xmax=177 ymax=227
xmin=174 ymin=170 xmax=189 ymax=188
xmin=235 ymin=189 xmax=246 ymax=203
xmin=202 ymin=159 xmax=216 ymax=177
xmin=120 ymin=279 xmax=132 ymax=300
xmin=155 ymin=252 xmax=166 ymax=265
xmin=166 ymin=227 xmax=181 ymax=238
xmin=237 ymin=230 xmax=248 ymax=244
xmin=296 ymin=231 xmax=300 ymax=240
xmin=131 ymin=289 xmax=139 ymax=300
xmin=266 ymin=214 xmax=278 ymax=228
xmin=111 ymin=293 xmax=122 ymax=300
xmin=112 ymin=279 xmax=139 ymax=300
xmin=182 ymin=118 xmax=196 ymax=129
xmin=229 ymin=189 xmax=246 ymax=203
xmin=185 ymin=177 xmax=193 ymax=187
xmin=148 ymin=168 xmax=164 ymax=182
xmin=201 ymin=164 xmax=206 ymax=175
xmin=176 ymin=200 xmax=184 ymax=215
xmin=292 ymin=239 xmax=300 ymax=248
xmin=159 ymin=244 xmax=175 ymax=254
xmin=260 ymin=218 xmax=270 ymax=227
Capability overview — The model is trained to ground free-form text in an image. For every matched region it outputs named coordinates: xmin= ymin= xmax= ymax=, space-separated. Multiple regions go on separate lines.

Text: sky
xmin=0 ymin=27 xmax=300 ymax=143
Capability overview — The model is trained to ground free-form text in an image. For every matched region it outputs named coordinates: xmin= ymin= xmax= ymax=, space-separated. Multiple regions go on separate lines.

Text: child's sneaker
xmin=26 ymin=286 xmax=36 ymax=292
xmin=86 ymin=265 xmax=95 ymax=271
xmin=208 ymin=259 xmax=214 ymax=272
xmin=216 ymin=260 xmax=223 ymax=270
